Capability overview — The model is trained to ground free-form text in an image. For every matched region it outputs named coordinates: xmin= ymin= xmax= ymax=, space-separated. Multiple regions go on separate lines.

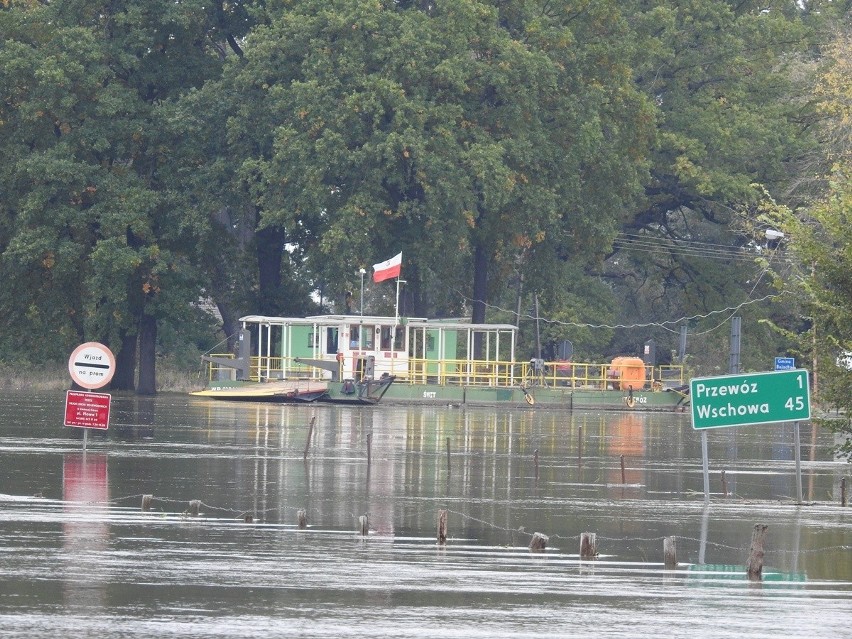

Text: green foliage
xmin=592 ymin=1 xmax=825 ymax=372
xmin=0 ymin=0 xmax=255 ymax=380
xmin=0 ymin=0 xmax=849 ymax=395
xmin=219 ymin=0 xmax=653 ymax=321
xmin=782 ymin=165 xmax=852 ymax=456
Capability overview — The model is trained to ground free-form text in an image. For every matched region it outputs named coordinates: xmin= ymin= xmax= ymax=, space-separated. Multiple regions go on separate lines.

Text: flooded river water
xmin=0 ymin=391 xmax=850 ymax=637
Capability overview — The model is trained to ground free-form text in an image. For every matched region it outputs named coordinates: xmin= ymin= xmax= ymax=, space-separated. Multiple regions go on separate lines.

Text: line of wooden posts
xmin=141 ymin=493 xmax=772 ymax=582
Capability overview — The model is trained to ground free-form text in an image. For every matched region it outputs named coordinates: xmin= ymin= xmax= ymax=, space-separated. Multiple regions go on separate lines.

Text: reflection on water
xmin=0 ymin=392 xmax=850 ymax=638
xmin=62 ymin=453 xmax=109 ymax=612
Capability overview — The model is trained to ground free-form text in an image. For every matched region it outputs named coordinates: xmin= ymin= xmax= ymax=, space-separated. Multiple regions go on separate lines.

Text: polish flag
xmin=372 ymin=252 xmax=402 ymax=283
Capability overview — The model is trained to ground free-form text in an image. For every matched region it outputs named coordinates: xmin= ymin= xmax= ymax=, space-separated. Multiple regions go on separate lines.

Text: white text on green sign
xmin=690 ymin=369 xmax=810 ymax=430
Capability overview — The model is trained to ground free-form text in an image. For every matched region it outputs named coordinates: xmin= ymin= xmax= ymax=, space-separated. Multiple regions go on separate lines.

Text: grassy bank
xmin=0 ymin=358 xmax=206 ymax=394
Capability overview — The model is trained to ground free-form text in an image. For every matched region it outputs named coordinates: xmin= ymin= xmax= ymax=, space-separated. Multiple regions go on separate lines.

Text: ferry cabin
xmin=237 ymin=314 xmax=518 ymax=385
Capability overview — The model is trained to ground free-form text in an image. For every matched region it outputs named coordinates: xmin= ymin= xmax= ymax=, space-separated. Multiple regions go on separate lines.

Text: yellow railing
xmin=203 ymin=354 xmax=684 ymax=390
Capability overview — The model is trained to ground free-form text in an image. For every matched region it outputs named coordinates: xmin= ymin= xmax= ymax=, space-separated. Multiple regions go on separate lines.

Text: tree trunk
xmin=256 ymin=224 xmax=287 ymax=315
xmin=111 ymin=330 xmax=137 ymax=391
xmin=137 ymin=313 xmax=157 ymax=395
xmin=472 ymin=242 xmax=489 ymax=324
xmin=471 ymin=242 xmax=489 ymax=358
xmin=216 ymin=301 xmax=240 ymax=350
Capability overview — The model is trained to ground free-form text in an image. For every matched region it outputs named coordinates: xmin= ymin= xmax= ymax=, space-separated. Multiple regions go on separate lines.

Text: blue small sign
xmin=775 ymin=357 xmax=795 ymax=371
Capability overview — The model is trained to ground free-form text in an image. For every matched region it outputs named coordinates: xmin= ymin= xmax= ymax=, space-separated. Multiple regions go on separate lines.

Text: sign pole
xmin=701 ymin=431 xmax=710 ymax=505
xmin=793 ymin=421 xmax=802 ymax=504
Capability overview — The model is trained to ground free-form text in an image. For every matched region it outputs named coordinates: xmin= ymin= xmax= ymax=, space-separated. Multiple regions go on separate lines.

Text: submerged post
xmin=297 ymin=509 xmax=307 ymax=529
xmin=188 ymin=499 xmax=201 ymax=517
xmin=578 ymin=425 xmax=583 ymax=467
xmin=437 ymin=510 xmax=448 ymax=545
xmin=529 ymin=532 xmax=548 ymax=552
xmin=303 ymin=416 xmax=316 ymax=460
xmin=358 ymin=515 xmax=369 ymax=536
xmin=534 ymin=449 xmax=539 ymax=481
xmin=746 ymin=524 xmax=768 ymax=581
xmin=141 ymin=494 xmax=153 ymax=512
xmin=663 ymin=537 xmax=677 ymax=569
xmin=620 ymin=454 xmax=626 ymax=485
xmin=842 ymin=477 xmax=847 ymax=507
xmin=721 ymin=470 xmax=727 ymax=498
xmin=446 ymin=437 xmax=451 ymax=474
xmin=580 ymin=532 xmax=597 ymax=558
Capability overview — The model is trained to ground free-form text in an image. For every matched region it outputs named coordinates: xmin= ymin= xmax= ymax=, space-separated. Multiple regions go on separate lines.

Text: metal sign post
xmin=690 ymin=369 xmax=810 ymax=503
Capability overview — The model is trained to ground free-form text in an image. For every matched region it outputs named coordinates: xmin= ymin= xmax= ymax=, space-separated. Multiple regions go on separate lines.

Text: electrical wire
xmin=612 ymin=233 xmax=793 ymax=264
xmin=449 ymin=232 xmax=791 ymax=335
xmin=454 ymin=288 xmax=786 ymax=333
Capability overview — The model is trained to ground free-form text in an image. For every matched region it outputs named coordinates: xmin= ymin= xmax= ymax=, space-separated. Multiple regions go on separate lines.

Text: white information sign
xmin=68 ymin=342 xmax=116 ymax=390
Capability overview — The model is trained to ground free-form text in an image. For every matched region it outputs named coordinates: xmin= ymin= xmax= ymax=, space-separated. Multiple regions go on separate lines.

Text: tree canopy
xmin=0 ymin=0 xmax=849 ymax=391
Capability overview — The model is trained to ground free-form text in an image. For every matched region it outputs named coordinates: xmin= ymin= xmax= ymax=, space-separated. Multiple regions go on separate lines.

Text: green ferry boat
xmin=191 ymin=314 xmax=689 ymax=411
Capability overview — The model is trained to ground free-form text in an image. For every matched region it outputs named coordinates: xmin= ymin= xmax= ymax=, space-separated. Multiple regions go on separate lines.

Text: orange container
xmin=607 ymin=356 xmax=647 ymax=390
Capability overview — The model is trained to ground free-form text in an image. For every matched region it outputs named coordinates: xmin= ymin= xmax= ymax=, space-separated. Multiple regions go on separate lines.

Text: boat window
xmin=381 ymin=325 xmax=405 ymax=351
xmin=380 ymin=326 xmax=392 ymax=350
xmin=350 ymin=325 xmax=374 ymax=349
xmin=362 ymin=325 xmax=374 ymax=349
xmin=326 ymin=327 xmax=338 ymax=354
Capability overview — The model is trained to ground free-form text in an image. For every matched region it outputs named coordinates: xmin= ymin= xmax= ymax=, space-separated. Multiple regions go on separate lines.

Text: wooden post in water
xmin=188 ymin=499 xmax=201 ymax=517
xmin=577 ymin=425 xmax=583 ymax=468
xmin=358 ymin=515 xmax=369 ymax=536
xmin=446 ymin=437 xmax=451 ymax=474
xmin=529 ymin=532 xmax=548 ymax=552
xmin=663 ymin=537 xmax=677 ymax=569
xmin=367 ymin=432 xmax=373 ymax=469
xmin=303 ymin=416 xmax=316 ymax=460
xmin=534 ymin=449 xmax=539 ymax=482
xmin=746 ymin=524 xmax=768 ymax=581
xmin=297 ymin=509 xmax=307 ymax=529
xmin=620 ymin=454 xmax=626 ymax=485
xmin=437 ymin=510 xmax=448 ymax=545
xmin=721 ymin=470 xmax=727 ymax=498
xmin=141 ymin=494 xmax=153 ymax=512
xmin=580 ymin=532 xmax=597 ymax=558
xmin=842 ymin=477 xmax=847 ymax=507
xmin=243 ymin=513 xmax=253 ymax=523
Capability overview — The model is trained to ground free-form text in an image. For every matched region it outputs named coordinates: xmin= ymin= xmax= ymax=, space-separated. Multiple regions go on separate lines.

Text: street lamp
xmin=359 ymin=268 xmax=366 ymax=316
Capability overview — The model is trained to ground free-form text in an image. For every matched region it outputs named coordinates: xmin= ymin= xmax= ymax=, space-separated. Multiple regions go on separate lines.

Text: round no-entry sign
xmin=68 ymin=342 xmax=116 ymax=390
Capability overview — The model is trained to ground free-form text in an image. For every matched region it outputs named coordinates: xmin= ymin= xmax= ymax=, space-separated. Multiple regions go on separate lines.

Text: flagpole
xmin=394 ymin=278 xmax=406 ymax=344
xmin=395 ymin=278 xmax=401 ymax=325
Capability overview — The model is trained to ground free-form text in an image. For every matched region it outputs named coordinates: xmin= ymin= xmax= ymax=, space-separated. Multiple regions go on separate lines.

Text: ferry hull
xmin=381 ymin=384 xmax=689 ymax=411
xmin=190 ymin=376 xmax=395 ymax=405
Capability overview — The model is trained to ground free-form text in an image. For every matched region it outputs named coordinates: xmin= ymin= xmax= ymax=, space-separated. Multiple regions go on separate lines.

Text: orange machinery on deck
xmin=607 ymin=356 xmax=647 ymax=390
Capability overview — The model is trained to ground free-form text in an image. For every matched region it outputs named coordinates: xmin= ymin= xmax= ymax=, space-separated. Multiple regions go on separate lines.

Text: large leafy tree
xmin=598 ymin=0 xmax=823 ymax=364
xmin=0 ymin=0 xmax=255 ymax=391
xmin=771 ymin=22 xmax=852 ymax=458
xmin=216 ymin=0 xmax=653 ymax=331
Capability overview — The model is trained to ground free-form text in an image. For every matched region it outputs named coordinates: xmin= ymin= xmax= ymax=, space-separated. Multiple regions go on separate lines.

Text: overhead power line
xmin=612 ymin=233 xmax=793 ymax=264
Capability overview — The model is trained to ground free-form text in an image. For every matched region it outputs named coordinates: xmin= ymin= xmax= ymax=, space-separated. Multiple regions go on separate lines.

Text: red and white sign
xmin=372 ymin=252 xmax=402 ymax=282
xmin=68 ymin=342 xmax=115 ymax=389
xmin=64 ymin=390 xmax=111 ymax=430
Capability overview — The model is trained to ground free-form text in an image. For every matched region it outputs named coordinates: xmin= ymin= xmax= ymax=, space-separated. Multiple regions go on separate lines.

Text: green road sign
xmin=690 ymin=369 xmax=810 ymax=430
